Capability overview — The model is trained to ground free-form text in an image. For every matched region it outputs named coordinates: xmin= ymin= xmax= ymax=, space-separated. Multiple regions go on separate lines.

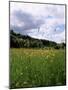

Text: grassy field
xmin=10 ymin=48 xmax=66 ymax=89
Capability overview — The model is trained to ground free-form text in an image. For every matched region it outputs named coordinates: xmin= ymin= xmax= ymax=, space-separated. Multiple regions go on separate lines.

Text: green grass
xmin=10 ymin=48 xmax=66 ymax=89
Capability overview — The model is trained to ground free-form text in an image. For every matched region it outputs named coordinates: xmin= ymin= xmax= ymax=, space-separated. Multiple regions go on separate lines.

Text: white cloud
xmin=28 ymin=26 xmax=65 ymax=43
xmin=10 ymin=2 xmax=65 ymax=43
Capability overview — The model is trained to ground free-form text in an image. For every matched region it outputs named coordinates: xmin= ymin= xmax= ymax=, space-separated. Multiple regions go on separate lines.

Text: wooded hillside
xmin=10 ymin=30 xmax=65 ymax=49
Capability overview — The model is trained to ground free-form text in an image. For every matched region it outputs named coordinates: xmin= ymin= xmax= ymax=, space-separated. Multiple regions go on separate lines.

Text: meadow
xmin=10 ymin=48 xmax=66 ymax=88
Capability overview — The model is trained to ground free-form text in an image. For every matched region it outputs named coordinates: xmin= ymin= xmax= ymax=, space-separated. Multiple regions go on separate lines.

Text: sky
xmin=10 ymin=2 xmax=65 ymax=43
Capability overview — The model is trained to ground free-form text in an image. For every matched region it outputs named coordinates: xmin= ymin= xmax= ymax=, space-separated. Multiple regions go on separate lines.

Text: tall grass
xmin=10 ymin=48 xmax=66 ymax=88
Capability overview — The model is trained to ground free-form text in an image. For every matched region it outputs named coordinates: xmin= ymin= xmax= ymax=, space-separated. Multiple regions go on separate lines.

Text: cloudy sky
xmin=10 ymin=2 xmax=65 ymax=43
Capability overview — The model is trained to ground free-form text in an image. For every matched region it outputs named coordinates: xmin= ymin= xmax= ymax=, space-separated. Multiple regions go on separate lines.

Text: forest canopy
xmin=10 ymin=30 xmax=66 ymax=49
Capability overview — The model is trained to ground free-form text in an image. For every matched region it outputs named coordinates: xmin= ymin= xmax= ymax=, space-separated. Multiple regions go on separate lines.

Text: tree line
xmin=10 ymin=30 xmax=66 ymax=49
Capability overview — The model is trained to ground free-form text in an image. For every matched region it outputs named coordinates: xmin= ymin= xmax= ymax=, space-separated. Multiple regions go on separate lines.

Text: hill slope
xmin=10 ymin=30 xmax=64 ymax=48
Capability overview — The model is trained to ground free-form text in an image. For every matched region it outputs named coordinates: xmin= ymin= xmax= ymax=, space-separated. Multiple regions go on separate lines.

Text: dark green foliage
xmin=54 ymin=45 xmax=60 ymax=49
xmin=54 ymin=43 xmax=66 ymax=49
xmin=10 ymin=30 xmax=58 ymax=48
